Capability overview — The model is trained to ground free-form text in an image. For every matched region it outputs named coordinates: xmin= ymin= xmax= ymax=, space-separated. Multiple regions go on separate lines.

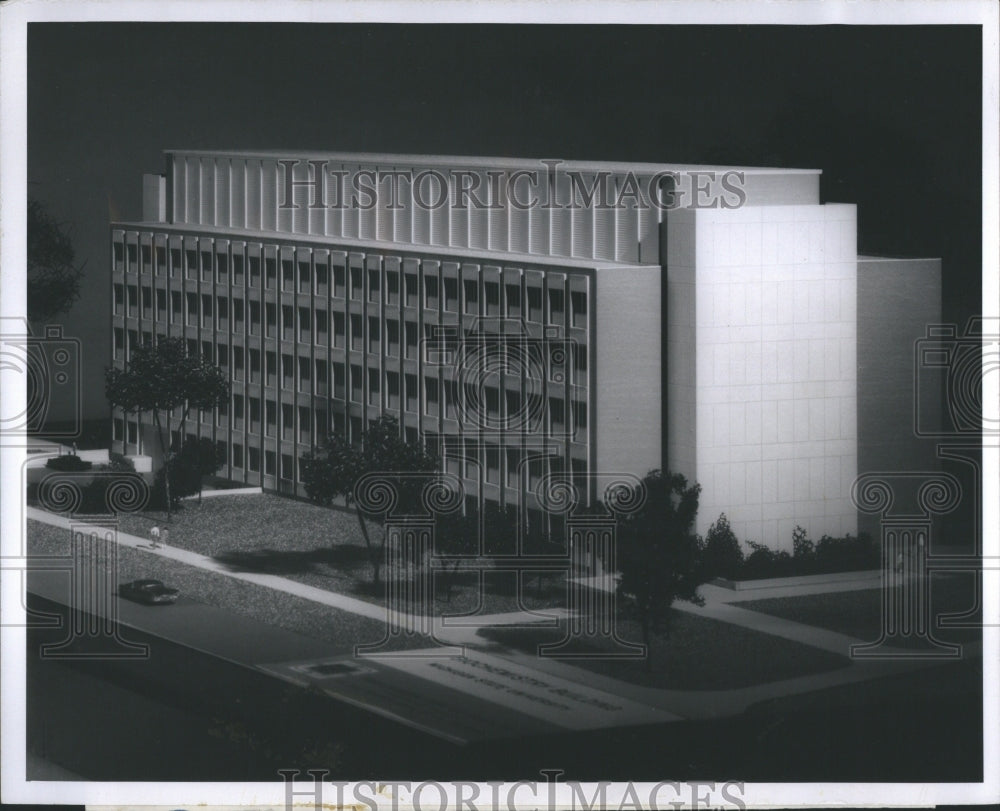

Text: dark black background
xmin=28 ymin=23 xmax=983 ymax=417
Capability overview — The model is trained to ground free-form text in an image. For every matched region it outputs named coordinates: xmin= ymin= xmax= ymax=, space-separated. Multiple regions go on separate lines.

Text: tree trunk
xmin=152 ymin=411 xmax=172 ymax=522
xmin=354 ymin=504 xmax=381 ymax=587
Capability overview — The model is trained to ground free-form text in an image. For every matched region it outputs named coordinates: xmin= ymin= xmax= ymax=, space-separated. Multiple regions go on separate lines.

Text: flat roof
xmin=164 ymin=148 xmax=822 ymax=177
xmin=858 ymin=254 xmax=941 ymax=263
xmin=112 ymin=220 xmax=646 ymax=270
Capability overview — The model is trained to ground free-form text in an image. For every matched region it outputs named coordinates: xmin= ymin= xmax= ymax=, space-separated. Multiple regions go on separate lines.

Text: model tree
xmin=616 ymin=469 xmax=707 ymax=670
xmin=300 ymin=415 xmax=438 ymax=587
xmin=27 ymin=199 xmax=86 ymax=323
xmin=105 ymin=337 xmax=230 ymax=519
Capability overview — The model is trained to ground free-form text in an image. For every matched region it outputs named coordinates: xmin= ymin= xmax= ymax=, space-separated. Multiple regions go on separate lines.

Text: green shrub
xmin=742 ymin=539 xmax=794 ymax=578
xmin=107 ymin=452 xmax=135 ymax=472
xmin=702 ymin=513 xmax=744 ymax=579
xmin=44 ymin=454 xmax=92 ymax=472
xmin=816 ymin=532 xmax=878 ymax=571
xmin=792 ymin=525 xmax=815 ymax=560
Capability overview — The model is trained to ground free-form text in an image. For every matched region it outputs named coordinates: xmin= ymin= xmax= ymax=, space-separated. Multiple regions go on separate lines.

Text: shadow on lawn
xmin=213 ymin=544 xmax=371 ymax=575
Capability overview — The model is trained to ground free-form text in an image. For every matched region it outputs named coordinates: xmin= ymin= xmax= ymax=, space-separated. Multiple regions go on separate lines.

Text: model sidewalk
xmin=25 ymin=507 xmax=974 ymax=733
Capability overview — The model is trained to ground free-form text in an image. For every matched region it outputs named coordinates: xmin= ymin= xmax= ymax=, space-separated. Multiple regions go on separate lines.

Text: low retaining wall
xmin=711 ymin=569 xmax=881 ymax=592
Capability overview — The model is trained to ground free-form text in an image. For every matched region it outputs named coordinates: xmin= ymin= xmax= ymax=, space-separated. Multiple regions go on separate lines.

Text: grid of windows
xmin=112 ymin=230 xmax=593 ymax=506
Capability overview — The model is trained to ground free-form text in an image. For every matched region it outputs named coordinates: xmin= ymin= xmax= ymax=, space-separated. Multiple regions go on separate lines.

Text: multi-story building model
xmin=110 ymin=150 xmax=939 ymax=548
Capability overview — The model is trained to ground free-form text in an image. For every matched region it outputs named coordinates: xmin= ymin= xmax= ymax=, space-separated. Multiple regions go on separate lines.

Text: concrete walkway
xmin=24 ymin=507 xmax=976 ymax=724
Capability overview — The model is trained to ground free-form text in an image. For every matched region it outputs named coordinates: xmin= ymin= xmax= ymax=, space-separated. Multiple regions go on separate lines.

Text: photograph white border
xmin=1 ymin=0 xmax=997 ymax=807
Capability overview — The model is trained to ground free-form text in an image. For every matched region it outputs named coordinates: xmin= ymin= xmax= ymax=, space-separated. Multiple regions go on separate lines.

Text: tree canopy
xmin=27 ymin=199 xmax=86 ymax=323
xmin=301 ymin=415 xmax=440 ymax=585
xmin=616 ymin=470 xmax=707 ymax=662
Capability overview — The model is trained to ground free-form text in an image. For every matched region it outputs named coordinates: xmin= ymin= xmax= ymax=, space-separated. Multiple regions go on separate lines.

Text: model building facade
xmin=110 ymin=150 xmax=936 ymax=547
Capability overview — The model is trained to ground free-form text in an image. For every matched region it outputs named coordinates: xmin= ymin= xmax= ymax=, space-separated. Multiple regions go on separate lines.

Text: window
xmin=298 ymin=356 xmax=311 ymax=392
xmin=216 ymin=297 xmax=229 ymax=330
xmin=315 ymin=309 xmax=328 ymax=344
xmin=405 ymin=373 xmax=418 ymax=413
xmin=266 ymin=400 xmax=277 ymax=436
xmin=114 ymin=243 xmax=124 ymax=267
xmin=155 ymin=246 xmax=166 ymax=274
xmin=249 ymin=256 xmax=261 ymax=287
xmin=574 ymin=344 xmax=588 ymax=381
xmin=549 ymin=397 xmax=565 ymax=433
xmin=333 ymin=362 xmax=345 ymax=399
xmin=266 ymin=351 xmax=277 ymax=386
xmin=298 ymin=405 xmax=311 ymax=443
xmin=265 ymin=449 xmax=276 ymax=476
xmin=350 ymin=267 xmax=363 ymax=299
xmin=249 ymin=300 xmax=262 ymax=335
xmin=233 ymin=346 xmax=245 ymax=379
xmin=506 ymin=447 xmax=522 ymax=488
xmin=201 ymin=251 xmax=212 ymax=282
xmin=248 ymin=446 xmax=260 ymax=473
xmin=171 ymin=291 xmax=182 ymax=323
xmin=232 ymin=442 xmax=244 ymax=469
xmin=573 ymin=400 xmax=588 ymax=432
xmin=233 ymin=298 xmax=245 ymax=333
xmin=185 ymin=292 xmax=198 ymax=325
xmin=265 ymin=302 xmax=276 ymax=337
xmin=201 ymin=295 xmax=213 ymax=328
xmin=282 ymin=305 xmax=294 ymax=340
xmin=333 ymin=265 xmax=346 ymax=298
xmin=424 ymin=275 xmax=439 ymax=310
xmin=127 ymin=244 xmax=137 ymax=268
xmin=298 ymin=307 xmax=311 ymax=342
xmin=386 ymin=271 xmax=399 ymax=304
xmin=548 ymin=288 xmax=564 ymax=323
xmin=113 ymin=328 xmax=124 ymax=359
xmin=217 ymin=253 xmax=229 ymax=284
xmin=218 ymin=343 xmax=229 ymax=374
xmin=282 ymin=260 xmax=294 ymax=291
xmin=350 ymin=364 xmax=363 ymax=402
xmin=571 ymin=291 xmax=588 ymax=328
xmin=141 ymin=287 xmax=152 ymax=316
xmin=282 ymin=403 xmax=294 ymax=440
xmin=386 ymin=319 xmax=400 ymax=357
xmin=298 ymin=261 xmax=310 ymax=294
xmin=233 ymin=254 xmax=244 ymax=286
xmin=350 ymin=314 xmax=363 ymax=351
xmin=526 ymin=287 xmax=543 ymax=322
xmin=485 ymin=282 xmax=500 ymax=316
xmin=315 ymin=262 xmax=328 ymax=296
xmin=368 ymin=269 xmax=380 ymax=302
xmin=386 ymin=371 xmax=400 ymax=410
xmin=405 ymin=274 xmax=418 ymax=307
xmin=367 ymin=316 xmax=380 ymax=354
xmin=404 ymin=321 xmax=418 ymax=360
xmin=505 ymin=284 xmax=521 ymax=317
xmin=333 ymin=311 xmax=345 ymax=348
xmin=463 ymin=279 xmax=478 ymax=314
xmin=265 ymin=257 xmax=277 ymax=289
xmin=425 ymin=377 xmax=439 ymax=416
xmin=485 ymin=445 xmax=500 ymax=485
xmin=126 ymin=285 xmax=138 ymax=316
xmin=249 ymin=396 xmax=261 ymax=431
xmin=186 ymin=250 xmax=198 ymax=279
xmin=113 ymin=418 xmax=124 ymax=442
xmin=282 ymin=353 xmax=294 ymax=389
xmin=141 ymin=245 xmax=151 ymax=270
xmin=127 ymin=421 xmax=137 ymax=445
xmin=156 ymin=289 xmax=167 ymax=319
xmin=233 ymin=394 xmax=245 ymax=426
xmin=315 ymin=358 xmax=327 ymax=392
xmin=444 ymin=277 xmax=458 ymax=312
xmin=368 ymin=372 xmax=380 ymax=406
xmin=249 ymin=348 xmax=261 ymax=383
xmin=113 ymin=284 xmax=124 ymax=314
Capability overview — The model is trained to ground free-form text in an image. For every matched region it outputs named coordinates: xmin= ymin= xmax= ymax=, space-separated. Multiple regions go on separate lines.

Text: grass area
xmin=45 ymin=493 xmax=567 ymax=617
xmin=478 ymin=610 xmax=851 ymax=690
xmin=26 ymin=518 xmax=428 ymax=653
xmin=735 ymin=574 xmax=983 ymax=649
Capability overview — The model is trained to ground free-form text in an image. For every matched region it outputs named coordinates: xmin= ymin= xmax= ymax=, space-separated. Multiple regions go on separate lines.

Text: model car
xmin=117 ymin=578 xmax=179 ymax=605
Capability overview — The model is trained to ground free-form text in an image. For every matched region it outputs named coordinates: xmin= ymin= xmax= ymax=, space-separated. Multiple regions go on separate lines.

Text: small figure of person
xmin=160 ymin=527 xmax=169 ymax=547
xmin=150 ymin=525 xmax=161 ymax=549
